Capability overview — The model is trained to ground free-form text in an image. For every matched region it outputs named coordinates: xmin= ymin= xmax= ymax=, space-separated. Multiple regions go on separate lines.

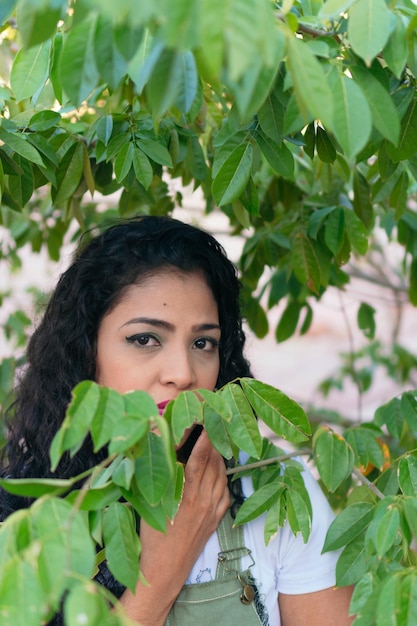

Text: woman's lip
xmin=157 ymin=399 xmax=172 ymax=414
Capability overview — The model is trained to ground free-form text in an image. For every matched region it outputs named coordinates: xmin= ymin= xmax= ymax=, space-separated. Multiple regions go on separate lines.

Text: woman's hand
xmin=119 ymin=429 xmax=230 ymax=625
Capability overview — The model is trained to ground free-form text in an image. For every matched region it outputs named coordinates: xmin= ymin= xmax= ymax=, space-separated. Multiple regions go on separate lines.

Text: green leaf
xmin=313 ymin=426 xmax=354 ymax=491
xmin=108 ymin=415 xmax=149 ymax=456
xmin=139 ymin=138 xmax=173 ymax=167
xmin=219 ymin=384 xmax=263 ymax=458
xmin=90 ymin=386 xmax=124 ymax=451
xmin=175 ymin=51 xmax=198 ymax=113
xmin=50 ymin=31 xmax=63 ymax=103
xmin=303 ymin=122 xmax=315 ymax=159
xmin=203 ymin=405 xmax=234 ymax=459
xmin=390 ymin=170 xmax=408 ymax=220
xmin=10 ymin=41 xmax=50 ymax=102
xmin=357 ymin=302 xmax=376 ymax=340
xmin=336 ymin=540 xmax=367 ymax=586
xmin=401 ymin=392 xmax=417 ymax=433
xmin=224 ymin=0 xmax=276 ymax=83
xmin=383 ymin=13 xmax=408 ymax=79
xmin=122 ymin=488 xmax=167 ymax=533
xmin=0 ymin=128 xmax=44 ymax=168
xmin=60 ymin=14 xmax=100 ymax=105
xmin=0 ymin=477 xmax=73 ymax=498
xmin=286 ymin=487 xmax=312 ymax=542
xmin=291 ymin=233 xmax=321 ymax=293
xmin=367 ymin=498 xmax=400 ymax=557
xmin=377 ymin=571 xmax=417 ymax=626
xmin=198 ymin=388 xmax=233 ymax=421
xmin=323 ymin=502 xmax=375 ymax=552
xmin=133 ymin=147 xmax=153 ymax=190
xmin=135 ymin=433 xmax=172 ymax=506
xmin=170 ymin=391 xmax=203 ymax=445
xmin=410 ymin=258 xmax=417 ymax=307
xmin=308 ymin=206 xmax=335 ymax=239
xmin=0 ymin=0 xmax=15 ymax=25
xmin=402 ymin=496 xmax=417 ymax=541
xmin=53 ymin=141 xmax=84 ymax=205
xmin=256 ymin=133 xmax=294 ymax=180
xmin=316 ymin=126 xmax=336 ymax=163
xmin=212 ymin=143 xmax=253 ymax=207
xmin=0 ymin=559 xmax=45 ymax=626
xmin=103 ymin=503 xmax=140 ymax=592
xmin=95 ymin=115 xmax=113 ymax=146
xmin=374 ymin=397 xmax=404 ymax=439
xmin=50 ymin=381 xmax=100 ymax=470
xmin=114 ymin=141 xmax=134 ymax=183
xmin=244 ymin=295 xmax=269 ymax=338
xmin=349 ymin=572 xmax=375 ymax=615
xmin=16 ymin=0 xmax=65 ymax=48
xmin=28 ymin=110 xmax=61 ymax=132
xmin=319 ymin=0 xmax=356 ymax=18
xmin=324 ymin=207 xmax=344 ymax=255
xmin=330 ymin=71 xmax=372 ymax=161
xmin=234 ymin=481 xmax=286 ymax=526
xmin=276 ymin=301 xmax=301 ymax=343
xmin=351 ymin=65 xmax=400 ymax=146
xmin=240 ymin=378 xmax=311 ymax=442
xmin=353 ymin=169 xmax=373 ymax=229
xmin=348 ymin=0 xmax=391 ymax=66
xmin=31 ymin=497 xmax=95 ymax=592
xmin=7 ymin=156 xmax=34 ymax=209
xmin=344 ymin=208 xmax=368 ymax=255
xmin=64 ymin=583 xmax=110 ymax=626
xmin=386 ymin=100 xmax=417 ymax=163
xmin=93 ymin=16 xmax=127 ymax=91
xmin=264 ymin=496 xmax=286 ymax=545
xmin=161 ymin=462 xmax=184 ymax=520
xmin=287 ymin=36 xmax=333 ymax=127
xmin=258 ymin=92 xmax=284 ymax=144
xmin=112 ymin=457 xmax=135 ymax=491
xmin=399 ymin=456 xmax=417 ymax=497
xmin=231 ymin=34 xmax=283 ymax=123
xmin=67 ymin=482 xmax=123 ymax=511
xmin=146 ymin=47 xmax=183 ymax=120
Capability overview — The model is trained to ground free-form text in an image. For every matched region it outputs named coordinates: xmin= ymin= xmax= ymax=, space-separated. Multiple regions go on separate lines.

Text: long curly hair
xmin=1 ymin=216 xmax=251 ymax=486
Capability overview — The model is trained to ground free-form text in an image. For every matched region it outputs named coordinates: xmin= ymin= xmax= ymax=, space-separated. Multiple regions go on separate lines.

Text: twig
xmin=225 ymin=448 xmax=312 ymax=475
xmin=337 ymin=288 xmax=363 ymax=421
xmin=352 ymin=467 xmax=385 ymax=499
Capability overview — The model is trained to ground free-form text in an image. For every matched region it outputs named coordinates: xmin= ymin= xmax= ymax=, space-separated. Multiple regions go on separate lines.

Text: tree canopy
xmin=2 ymin=0 xmax=417 ymax=624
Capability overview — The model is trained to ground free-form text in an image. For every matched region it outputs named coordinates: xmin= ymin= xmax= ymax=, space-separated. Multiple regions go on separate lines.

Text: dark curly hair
xmin=1 ymin=215 xmax=251 ymax=487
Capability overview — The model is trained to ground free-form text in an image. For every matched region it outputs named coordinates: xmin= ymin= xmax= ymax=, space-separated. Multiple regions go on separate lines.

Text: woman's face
xmin=95 ymin=270 xmax=221 ymax=404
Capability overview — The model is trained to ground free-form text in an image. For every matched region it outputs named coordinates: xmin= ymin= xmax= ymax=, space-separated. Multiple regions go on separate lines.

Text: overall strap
xmin=215 ymin=510 xmax=254 ymax=581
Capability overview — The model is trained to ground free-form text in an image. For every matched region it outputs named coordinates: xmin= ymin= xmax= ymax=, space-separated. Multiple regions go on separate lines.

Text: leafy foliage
xmin=2 ymin=0 xmax=417 ymax=623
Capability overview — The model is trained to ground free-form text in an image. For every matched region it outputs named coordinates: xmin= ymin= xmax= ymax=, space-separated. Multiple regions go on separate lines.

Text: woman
xmin=0 ymin=216 xmax=353 ymax=625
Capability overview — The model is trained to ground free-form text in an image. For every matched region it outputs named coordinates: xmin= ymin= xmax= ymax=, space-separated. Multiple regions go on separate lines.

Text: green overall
xmin=164 ymin=510 xmax=265 ymax=625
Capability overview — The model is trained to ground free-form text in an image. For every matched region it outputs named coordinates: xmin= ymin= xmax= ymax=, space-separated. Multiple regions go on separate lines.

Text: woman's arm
xmin=279 ymin=585 xmax=354 ymax=626
xmin=119 ymin=430 xmax=230 ymax=626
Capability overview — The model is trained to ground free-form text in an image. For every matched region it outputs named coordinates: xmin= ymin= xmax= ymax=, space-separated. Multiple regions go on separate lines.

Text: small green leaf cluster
xmin=0 ymin=377 xmax=312 ymax=624
xmin=1 ymin=0 xmax=417 ymax=349
xmin=308 ymin=389 xmax=417 ymax=625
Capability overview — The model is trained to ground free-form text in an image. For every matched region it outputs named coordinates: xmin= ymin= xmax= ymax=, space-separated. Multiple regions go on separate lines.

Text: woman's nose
xmin=159 ymin=349 xmax=196 ymax=389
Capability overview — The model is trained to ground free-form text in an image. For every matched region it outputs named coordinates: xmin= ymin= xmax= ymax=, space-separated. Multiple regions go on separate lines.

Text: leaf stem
xmin=352 ymin=467 xmax=385 ymax=499
xmin=226 ymin=448 xmax=312 ymax=475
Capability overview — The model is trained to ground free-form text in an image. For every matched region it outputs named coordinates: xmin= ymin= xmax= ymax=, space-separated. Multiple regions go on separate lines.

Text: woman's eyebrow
xmin=120 ymin=317 xmax=220 ymax=333
xmin=192 ymin=323 xmax=221 ymax=332
xmin=121 ymin=317 xmax=174 ymax=330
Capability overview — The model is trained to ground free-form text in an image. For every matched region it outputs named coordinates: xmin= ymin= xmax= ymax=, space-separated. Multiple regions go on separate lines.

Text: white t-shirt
xmin=186 ymin=460 xmax=339 ymax=625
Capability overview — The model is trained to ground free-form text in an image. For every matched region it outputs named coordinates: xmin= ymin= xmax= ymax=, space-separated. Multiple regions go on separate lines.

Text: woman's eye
xmin=194 ymin=337 xmax=218 ymax=351
xmin=125 ymin=334 xmax=160 ymax=347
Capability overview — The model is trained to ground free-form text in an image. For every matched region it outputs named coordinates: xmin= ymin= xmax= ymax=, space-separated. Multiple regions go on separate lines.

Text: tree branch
xmin=225 ymin=448 xmax=312 ymax=475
